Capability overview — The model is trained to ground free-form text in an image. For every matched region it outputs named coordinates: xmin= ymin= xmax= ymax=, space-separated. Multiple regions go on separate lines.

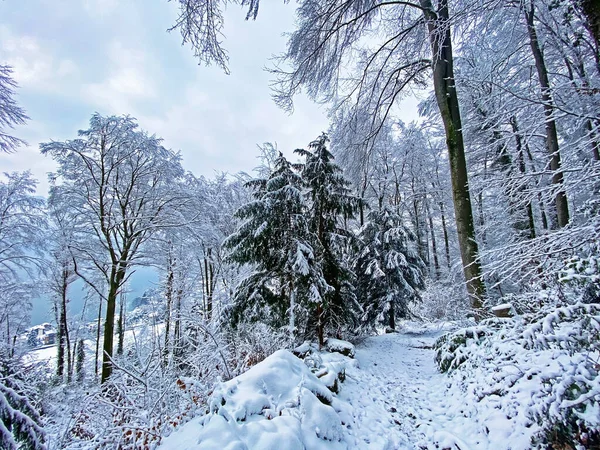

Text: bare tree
xmin=42 ymin=114 xmax=185 ymax=383
xmin=0 ymin=65 xmax=28 ymax=153
xmin=0 ymin=172 xmax=45 ymax=354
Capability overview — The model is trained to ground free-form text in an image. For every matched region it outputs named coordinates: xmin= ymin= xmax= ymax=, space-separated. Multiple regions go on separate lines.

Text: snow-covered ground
xmin=159 ymin=324 xmax=519 ymax=450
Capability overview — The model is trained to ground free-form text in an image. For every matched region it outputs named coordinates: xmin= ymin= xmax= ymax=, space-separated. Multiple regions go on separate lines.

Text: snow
xmin=491 ymin=303 xmax=513 ymax=311
xmin=160 ymin=349 xmax=346 ymax=450
xmin=324 ymin=338 xmax=355 ymax=358
xmin=160 ymin=318 xmax=599 ymax=449
xmin=160 ymin=328 xmax=481 ymax=450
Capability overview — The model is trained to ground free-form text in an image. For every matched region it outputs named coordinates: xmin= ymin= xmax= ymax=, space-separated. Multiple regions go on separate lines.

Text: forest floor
xmin=339 ymin=327 xmax=490 ymax=450
xmin=161 ymin=325 xmax=500 ymax=450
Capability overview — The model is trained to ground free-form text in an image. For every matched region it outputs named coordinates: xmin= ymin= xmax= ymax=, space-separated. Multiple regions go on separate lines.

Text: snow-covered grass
xmin=435 ymin=302 xmax=600 ymax=448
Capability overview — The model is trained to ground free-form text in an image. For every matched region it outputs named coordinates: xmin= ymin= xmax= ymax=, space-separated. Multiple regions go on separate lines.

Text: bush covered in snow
xmin=434 ymin=300 xmax=600 ymax=448
xmin=160 ymin=349 xmax=349 ymax=450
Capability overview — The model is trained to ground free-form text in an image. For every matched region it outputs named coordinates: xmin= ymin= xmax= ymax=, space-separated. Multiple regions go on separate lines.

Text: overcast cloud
xmin=0 ymin=0 xmax=336 ymax=193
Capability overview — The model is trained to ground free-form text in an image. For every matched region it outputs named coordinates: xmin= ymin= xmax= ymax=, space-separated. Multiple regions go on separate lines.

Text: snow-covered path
xmin=339 ymin=331 xmax=488 ymax=450
xmin=160 ymin=329 xmax=495 ymax=450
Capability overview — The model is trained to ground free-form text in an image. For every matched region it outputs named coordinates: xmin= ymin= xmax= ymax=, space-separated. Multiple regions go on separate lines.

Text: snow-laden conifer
xmin=295 ymin=133 xmax=362 ymax=343
xmin=225 ymin=152 xmax=331 ymax=341
xmin=0 ymin=362 xmax=46 ymax=450
xmin=355 ymin=207 xmax=425 ymax=331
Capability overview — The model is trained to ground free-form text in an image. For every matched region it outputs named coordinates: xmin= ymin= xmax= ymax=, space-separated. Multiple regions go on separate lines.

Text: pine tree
xmin=355 ymin=207 xmax=426 ymax=332
xmin=225 ymin=153 xmax=331 ymax=342
xmin=295 ymin=133 xmax=362 ymax=342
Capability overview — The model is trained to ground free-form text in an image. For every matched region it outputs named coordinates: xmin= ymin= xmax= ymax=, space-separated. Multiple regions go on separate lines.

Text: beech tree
xmin=41 ymin=114 xmax=185 ymax=383
xmin=45 ymin=206 xmax=77 ymax=382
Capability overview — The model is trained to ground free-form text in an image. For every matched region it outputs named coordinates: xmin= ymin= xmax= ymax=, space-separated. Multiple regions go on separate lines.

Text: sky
xmin=0 ymin=0 xmax=337 ymax=194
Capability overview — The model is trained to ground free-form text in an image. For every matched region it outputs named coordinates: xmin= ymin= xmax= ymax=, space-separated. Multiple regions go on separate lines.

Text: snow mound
xmin=159 ymin=350 xmax=347 ymax=450
xmin=324 ymin=338 xmax=355 ymax=358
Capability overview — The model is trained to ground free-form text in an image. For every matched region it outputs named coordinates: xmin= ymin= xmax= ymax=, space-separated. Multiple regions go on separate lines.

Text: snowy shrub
xmin=0 ymin=375 xmax=46 ymax=450
xmin=228 ymin=321 xmax=292 ymax=373
xmin=435 ymin=300 xmax=600 ymax=448
xmin=560 ymin=246 xmax=600 ymax=304
xmin=292 ymin=339 xmax=356 ymax=394
xmin=56 ymin=324 xmax=217 ymax=449
xmin=160 ymin=350 xmax=348 ymax=450
xmin=417 ymin=278 xmax=470 ymax=321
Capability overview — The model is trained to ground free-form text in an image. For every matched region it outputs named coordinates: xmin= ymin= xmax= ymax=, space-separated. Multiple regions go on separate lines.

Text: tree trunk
xmin=316 ymin=303 xmax=324 ymax=349
xmin=56 ymin=267 xmax=71 ymax=381
xmin=389 ymin=298 xmax=395 ymax=331
xmin=439 ymin=201 xmax=451 ymax=269
xmin=163 ymin=253 xmax=174 ymax=366
xmin=511 ymin=117 xmax=536 ymax=239
xmin=426 ymin=199 xmax=441 ymax=278
xmin=420 ymin=0 xmax=486 ymax=313
xmin=524 ymin=1 xmax=569 ymax=228
xmin=101 ymin=266 xmax=126 ymax=383
xmin=585 ymin=120 xmax=600 ymax=161
xmin=95 ymin=299 xmax=102 ymax=376
xmin=289 ymin=282 xmax=296 ymax=341
xmin=173 ymin=288 xmax=183 ymax=364
xmin=581 ymin=0 xmax=600 ymax=50
xmin=117 ymin=290 xmax=125 ymax=356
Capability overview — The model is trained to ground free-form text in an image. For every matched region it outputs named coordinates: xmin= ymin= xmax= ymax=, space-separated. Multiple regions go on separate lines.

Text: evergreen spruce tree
xmin=225 ymin=153 xmax=331 ymax=342
xmin=295 ymin=133 xmax=362 ymax=343
xmin=355 ymin=207 xmax=426 ymax=332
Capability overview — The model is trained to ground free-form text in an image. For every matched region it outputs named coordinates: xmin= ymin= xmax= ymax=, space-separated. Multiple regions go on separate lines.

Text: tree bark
xmin=439 ymin=200 xmax=451 ymax=269
xmin=56 ymin=265 xmax=72 ymax=381
xmin=511 ymin=117 xmax=537 ymax=239
xmin=426 ymin=199 xmax=441 ymax=278
xmin=524 ymin=0 xmax=569 ymax=228
xmin=389 ymin=297 xmax=396 ymax=331
xmin=420 ymin=0 xmax=486 ymax=313
xmin=101 ymin=265 xmax=126 ymax=383
xmin=117 ymin=290 xmax=125 ymax=356
xmin=163 ymin=252 xmax=174 ymax=366
xmin=581 ymin=0 xmax=600 ymax=50
xmin=95 ymin=299 xmax=102 ymax=377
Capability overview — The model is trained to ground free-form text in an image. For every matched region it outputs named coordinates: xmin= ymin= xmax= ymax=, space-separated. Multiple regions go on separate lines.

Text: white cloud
xmin=83 ymin=0 xmax=118 ymax=17
xmin=81 ymin=40 xmax=158 ymax=113
xmin=0 ymin=25 xmax=79 ymax=92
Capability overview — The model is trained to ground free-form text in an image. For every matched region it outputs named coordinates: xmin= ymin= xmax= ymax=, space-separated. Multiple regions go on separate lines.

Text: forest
xmin=1 ymin=0 xmax=599 ymax=449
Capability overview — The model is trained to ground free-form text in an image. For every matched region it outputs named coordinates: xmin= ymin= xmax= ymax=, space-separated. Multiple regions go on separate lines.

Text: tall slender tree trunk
xmin=117 ymin=290 xmax=125 ymax=356
xmin=524 ymin=0 xmax=569 ymax=228
xmin=420 ymin=0 xmax=486 ymax=313
xmin=57 ymin=267 xmax=71 ymax=381
xmin=101 ymin=265 xmax=126 ymax=383
xmin=389 ymin=297 xmax=396 ymax=331
xmin=163 ymin=253 xmax=174 ymax=366
xmin=95 ymin=299 xmax=102 ymax=376
xmin=426 ymin=199 xmax=441 ymax=278
xmin=511 ymin=117 xmax=536 ymax=239
xmin=439 ymin=200 xmax=451 ymax=269
xmin=173 ymin=288 xmax=182 ymax=364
